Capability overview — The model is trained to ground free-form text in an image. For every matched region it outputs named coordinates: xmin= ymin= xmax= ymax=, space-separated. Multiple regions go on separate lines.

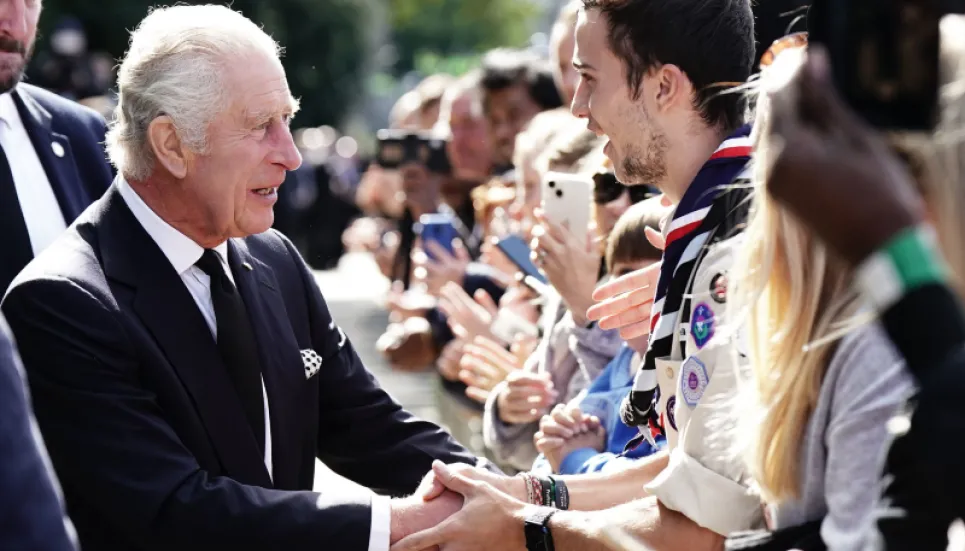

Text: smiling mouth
xmin=252 ymin=187 xmax=277 ymax=197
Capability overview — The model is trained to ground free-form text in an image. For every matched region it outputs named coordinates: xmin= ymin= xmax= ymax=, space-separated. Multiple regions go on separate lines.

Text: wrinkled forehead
xmin=225 ymin=53 xmax=299 ymax=120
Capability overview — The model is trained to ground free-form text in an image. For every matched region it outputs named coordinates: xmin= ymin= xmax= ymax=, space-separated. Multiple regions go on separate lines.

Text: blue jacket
xmin=533 ymin=346 xmax=664 ymax=475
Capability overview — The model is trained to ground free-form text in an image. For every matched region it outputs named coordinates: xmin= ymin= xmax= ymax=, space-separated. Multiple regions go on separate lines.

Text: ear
xmin=653 ymin=64 xmax=692 ymax=114
xmin=147 ymin=115 xmax=190 ymax=179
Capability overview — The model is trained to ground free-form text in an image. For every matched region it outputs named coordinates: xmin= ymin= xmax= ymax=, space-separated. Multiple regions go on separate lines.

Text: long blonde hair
xmin=729 ymin=48 xmax=864 ymax=502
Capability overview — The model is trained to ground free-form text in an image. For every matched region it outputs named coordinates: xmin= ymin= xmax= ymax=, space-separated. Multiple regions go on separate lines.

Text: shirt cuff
xmin=368 ymin=495 xmax=391 ymax=551
xmin=645 ymin=448 xmax=763 ymax=536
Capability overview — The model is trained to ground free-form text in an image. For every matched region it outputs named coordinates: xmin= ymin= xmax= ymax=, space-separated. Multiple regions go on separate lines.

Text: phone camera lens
xmin=555 ymin=189 xmax=563 ymax=198
xmin=548 ymin=181 xmax=556 ymax=188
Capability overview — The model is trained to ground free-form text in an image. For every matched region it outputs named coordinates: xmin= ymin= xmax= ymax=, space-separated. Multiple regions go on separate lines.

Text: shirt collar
xmin=0 ymin=92 xmax=19 ymax=130
xmin=117 ymin=178 xmax=229 ymax=275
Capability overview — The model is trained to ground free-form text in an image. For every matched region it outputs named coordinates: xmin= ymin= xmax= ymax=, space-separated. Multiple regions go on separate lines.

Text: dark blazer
xmin=1 ymin=184 xmax=482 ymax=551
xmin=0 ymin=313 xmax=77 ymax=551
xmin=0 ymin=83 xmax=114 ymax=295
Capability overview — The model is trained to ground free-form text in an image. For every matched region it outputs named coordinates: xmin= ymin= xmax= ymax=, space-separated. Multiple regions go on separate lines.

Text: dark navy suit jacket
xmin=2 ymin=184 xmax=483 ymax=551
xmin=0 ymin=83 xmax=114 ymax=295
xmin=0 ymin=313 xmax=77 ymax=551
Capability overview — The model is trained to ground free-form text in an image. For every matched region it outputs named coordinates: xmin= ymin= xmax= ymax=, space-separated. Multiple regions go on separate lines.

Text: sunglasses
xmin=592 ymin=172 xmax=657 ymax=205
xmin=759 ymin=32 xmax=808 ymax=70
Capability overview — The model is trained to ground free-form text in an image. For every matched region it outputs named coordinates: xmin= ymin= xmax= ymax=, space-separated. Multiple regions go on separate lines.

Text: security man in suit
xmin=1 ymin=5 xmax=487 ymax=551
xmin=0 ymin=0 xmax=114 ymax=295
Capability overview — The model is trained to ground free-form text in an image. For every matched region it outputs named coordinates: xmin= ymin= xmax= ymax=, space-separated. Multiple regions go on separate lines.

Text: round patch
xmin=666 ymin=395 xmax=677 ymax=431
xmin=710 ymin=273 xmax=727 ymax=304
xmin=691 ymin=302 xmax=715 ymax=349
xmin=680 ymin=357 xmax=709 ymax=408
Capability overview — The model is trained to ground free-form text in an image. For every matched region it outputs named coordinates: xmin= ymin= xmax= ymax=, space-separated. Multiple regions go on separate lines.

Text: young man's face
xmin=570 ymin=7 xmax=668 ymax=188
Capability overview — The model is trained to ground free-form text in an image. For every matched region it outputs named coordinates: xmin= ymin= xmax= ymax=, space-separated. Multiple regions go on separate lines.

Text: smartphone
xmin=541 ymin=172 xmax=592 ymax=245
xmin=416 ymin=213 xmax=460 ymax=260
xmin=496 ymin=234 xmax=547 ymax=285
xmin=807 ymin=0 xmax=953 ymax=130
xmin=375 ymin=129 xmax=451 ymax=173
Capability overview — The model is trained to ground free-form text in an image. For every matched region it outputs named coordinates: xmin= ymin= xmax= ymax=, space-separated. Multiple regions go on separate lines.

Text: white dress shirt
xmin=117 ymin=179 xmax=391 ymax=551
xmin=0 ymin=92 xmax=67 ymax=256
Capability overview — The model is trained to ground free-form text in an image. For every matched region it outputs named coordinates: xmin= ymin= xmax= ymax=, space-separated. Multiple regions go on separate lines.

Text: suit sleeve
xmin=2 ymin=278 xmax=374 ymax=551
xmin=278 ymin=234 xmax=488 ymax=495
xmin=0 ymin=315 xmax=77 ymax=551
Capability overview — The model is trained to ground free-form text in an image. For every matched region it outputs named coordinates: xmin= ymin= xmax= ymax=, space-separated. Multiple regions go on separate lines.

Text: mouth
xmin=249 ymin=185 xmax=280 ymax=201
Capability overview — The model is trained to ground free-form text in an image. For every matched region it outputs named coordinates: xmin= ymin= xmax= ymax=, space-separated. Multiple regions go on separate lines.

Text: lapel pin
xmin=51 ymin=141 xmax=65 ymax=158
xmin=242 ymin=262 xmax=253 ymax=271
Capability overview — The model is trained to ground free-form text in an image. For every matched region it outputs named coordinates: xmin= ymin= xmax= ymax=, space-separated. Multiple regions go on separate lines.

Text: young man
xmin=394 ymin=2 xmax=759 ymax=550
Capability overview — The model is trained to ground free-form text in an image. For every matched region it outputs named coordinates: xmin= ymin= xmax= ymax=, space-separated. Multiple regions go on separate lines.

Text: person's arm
xmin=547 ymin=496 xmax=724 ymax=551
xmin=279 ymin=233 xmax=486 ymax=496
xmin=555 ymin=450 xmax=669 ymax=511
xmin=0 ymin=315 xmax=77 ymax=551
xmin=2 ymin=278 xmax=373 ymax=551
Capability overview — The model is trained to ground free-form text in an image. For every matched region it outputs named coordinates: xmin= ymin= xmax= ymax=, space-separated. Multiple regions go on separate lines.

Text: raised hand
xmin=438 ymin=282 xmax=498 ymax=342
xmin=459 ymin=336 xmax=523 ymax=403
xmin=414 ymin=239 xmax=472 ymax=297
xmin=531 ymin=211 xmax=600 ymax=326
xmin=585 ymin=260 xmax=662 ymax=340
xmin=495 ymin=371 xmax=558 ymax=425
xmin=534 ymin=404 xmax=605 ymax=473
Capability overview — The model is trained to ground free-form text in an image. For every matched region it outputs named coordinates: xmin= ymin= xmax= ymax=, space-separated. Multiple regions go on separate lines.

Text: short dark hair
xmin=480 ymin=48 xmax=564 ymax=111
xmin=582 ymin=0 xmax=755 ymax=131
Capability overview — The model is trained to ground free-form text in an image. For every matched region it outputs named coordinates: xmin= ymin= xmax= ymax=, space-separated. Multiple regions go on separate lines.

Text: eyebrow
xmin=573 ymin=60 xmax=595 ymax=72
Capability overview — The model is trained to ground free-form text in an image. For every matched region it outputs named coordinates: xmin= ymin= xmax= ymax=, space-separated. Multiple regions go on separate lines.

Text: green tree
xmin=34 ymin=0 xmax=371 ymax=128
xmin=389 ymin=0 xmax=539 ymax=76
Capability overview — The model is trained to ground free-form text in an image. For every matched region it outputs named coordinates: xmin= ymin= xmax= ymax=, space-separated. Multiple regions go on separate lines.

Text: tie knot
xmin=195 ymin=249 xmax=225 ymax=279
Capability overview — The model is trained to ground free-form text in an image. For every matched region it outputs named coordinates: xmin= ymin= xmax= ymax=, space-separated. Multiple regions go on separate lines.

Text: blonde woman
xmin=727 ymin=45 xmax=915 ymax=550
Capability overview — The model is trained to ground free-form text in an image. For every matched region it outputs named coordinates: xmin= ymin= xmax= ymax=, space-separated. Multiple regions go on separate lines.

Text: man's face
xmin=485 ymin=83 xmax=542 ymax=168
xmin=571 ymin=8 xmax=668 ymax=187
xmin=181 ymin=52 xmax=302 ymax=241
xmin=446 ymin=93 xmax=492 ymax=181
xmin=0 ymin=0 xmax=41 ymax=94
xmin=551 ymin=24 xmax=578 ymax=107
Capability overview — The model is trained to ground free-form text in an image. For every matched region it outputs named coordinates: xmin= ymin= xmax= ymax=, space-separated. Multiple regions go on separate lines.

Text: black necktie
xmin=0 ymin=142 xmax=34 ymax=295
xmin=195 ymin=249 xmax=266 ymax=452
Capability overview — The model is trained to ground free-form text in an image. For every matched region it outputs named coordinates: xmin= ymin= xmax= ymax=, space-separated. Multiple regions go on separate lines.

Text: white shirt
xmin=0 ymin=92 xmax=67 ymax=256
xmin=117 ymin=179 xmax=390 ymax=551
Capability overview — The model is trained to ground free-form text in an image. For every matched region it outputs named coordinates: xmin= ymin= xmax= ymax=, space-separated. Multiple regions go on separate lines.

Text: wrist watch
xmin=523 ymin=505 xmax=557 ymax=551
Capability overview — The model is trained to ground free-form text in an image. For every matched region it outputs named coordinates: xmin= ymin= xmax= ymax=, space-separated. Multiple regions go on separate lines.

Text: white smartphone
xmin=541 ymin=172 xmax=592 ymax=245
xmin=489 ymin=309 xmax=540 ymax=345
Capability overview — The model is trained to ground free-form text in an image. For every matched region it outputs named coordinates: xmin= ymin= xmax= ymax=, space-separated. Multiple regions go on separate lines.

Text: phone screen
xmin=417 ymin=214 xmax=460 ymax=260
xmin=496 ymin=235 xmax=547 ymax=284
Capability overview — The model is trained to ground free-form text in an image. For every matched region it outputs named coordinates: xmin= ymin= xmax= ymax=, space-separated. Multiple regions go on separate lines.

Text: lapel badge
xmin=710 ymin=273 xmax=727 ymax=304
xmin=51 ymin=141 xmax=65 ymax=158
xmin=242 ymin=261 xmax=253 ymax=271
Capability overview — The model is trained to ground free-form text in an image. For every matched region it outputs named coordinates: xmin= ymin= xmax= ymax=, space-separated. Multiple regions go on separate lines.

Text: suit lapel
xmin=12 ymin=89 xmax=88 ymax=222
xmin=98 ymin=186 xmax=272 ymax=488
xmin=228 ymin=239 xmax=306 ymax=490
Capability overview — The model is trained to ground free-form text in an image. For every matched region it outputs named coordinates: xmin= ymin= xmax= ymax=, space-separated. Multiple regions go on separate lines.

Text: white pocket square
xmin=301 ymin=349 xmax=323 ymax=379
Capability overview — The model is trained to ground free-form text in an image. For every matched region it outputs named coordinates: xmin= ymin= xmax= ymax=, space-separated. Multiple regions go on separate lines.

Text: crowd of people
xmin=4 ymin=0 xmax=965 ymax=551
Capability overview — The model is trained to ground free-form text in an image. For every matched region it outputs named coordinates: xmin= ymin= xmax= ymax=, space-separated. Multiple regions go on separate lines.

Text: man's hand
xmin=586 ymin=257 xmax=663 ymax=340
xmin=532 ymin=213 xmax=600 ymax=326
xmin=389 ymin=491 xmax=464 ymax=547
xmin=535 ymin=404 xmax=605 ymax=473
xmin=418 ymin=462 xmax=529 ymax=504
xmin=392 ymin=462 xmax=529 ymax=551
xmin=459 ymin=336 xmax=523 ymax=403
xmin=437 ymin=339 xmax=466 ymax=382
xmin=414 ymin=240 xmax=471 ymax=297
xmin=764 ymin=47 xmax=925 ymax=265
xmin=496 ymin=371 xmax=558 ymax=425
xmin=438 ymin=282 xmax=498 ymax=342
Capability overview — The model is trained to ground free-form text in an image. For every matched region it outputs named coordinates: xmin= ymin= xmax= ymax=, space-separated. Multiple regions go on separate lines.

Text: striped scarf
xmin=620 ymin=126 xmax=753 ymax=441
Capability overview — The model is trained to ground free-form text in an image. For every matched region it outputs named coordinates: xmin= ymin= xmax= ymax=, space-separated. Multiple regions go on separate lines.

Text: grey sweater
xmin=769 ymin=324 xmax=915 ymax=551
xmin=482 ymin=295 xmax=623 ymax=471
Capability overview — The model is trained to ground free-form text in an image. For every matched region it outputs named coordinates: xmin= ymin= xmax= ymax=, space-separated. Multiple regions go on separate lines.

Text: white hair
xmin=106 ymin=4 xmax=285 ymax=181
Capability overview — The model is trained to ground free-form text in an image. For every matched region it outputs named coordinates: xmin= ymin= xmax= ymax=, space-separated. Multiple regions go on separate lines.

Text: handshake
xmin=388 ymin=461 xmax=534 ymax=551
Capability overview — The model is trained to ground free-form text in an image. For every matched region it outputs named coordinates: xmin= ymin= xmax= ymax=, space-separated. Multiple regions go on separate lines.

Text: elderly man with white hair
xmin=0 ymin=5 xmax=492 ymax=551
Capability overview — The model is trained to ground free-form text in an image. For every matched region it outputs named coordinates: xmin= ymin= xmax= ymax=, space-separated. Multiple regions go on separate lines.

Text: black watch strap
xmin=524 ymin=506 xmax=558 ymax=551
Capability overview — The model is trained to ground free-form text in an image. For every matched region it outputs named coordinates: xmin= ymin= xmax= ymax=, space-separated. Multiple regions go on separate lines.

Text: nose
xmin=0 ymin=0 xmax=29 ymax=41
xmin=274 ymin=124 xmax=302 ymax=171
xmin=570 ymin=81 xmax=589 ymax=120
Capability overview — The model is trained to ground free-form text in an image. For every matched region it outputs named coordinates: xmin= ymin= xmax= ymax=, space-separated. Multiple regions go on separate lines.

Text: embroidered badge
xmin=666 ymin=395 xmax=678 ymax=431
xmin=680 ymin=357 xmax=709 ymax=408
xmin=710 ymin=273 xmax=727 ymax=304
xmin=691 ymin=302 xmax=715 ymax=349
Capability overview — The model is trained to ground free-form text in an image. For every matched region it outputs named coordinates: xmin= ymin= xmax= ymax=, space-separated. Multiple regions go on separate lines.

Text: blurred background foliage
xmin=35 ymin=0 xmax=542 ymax=130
